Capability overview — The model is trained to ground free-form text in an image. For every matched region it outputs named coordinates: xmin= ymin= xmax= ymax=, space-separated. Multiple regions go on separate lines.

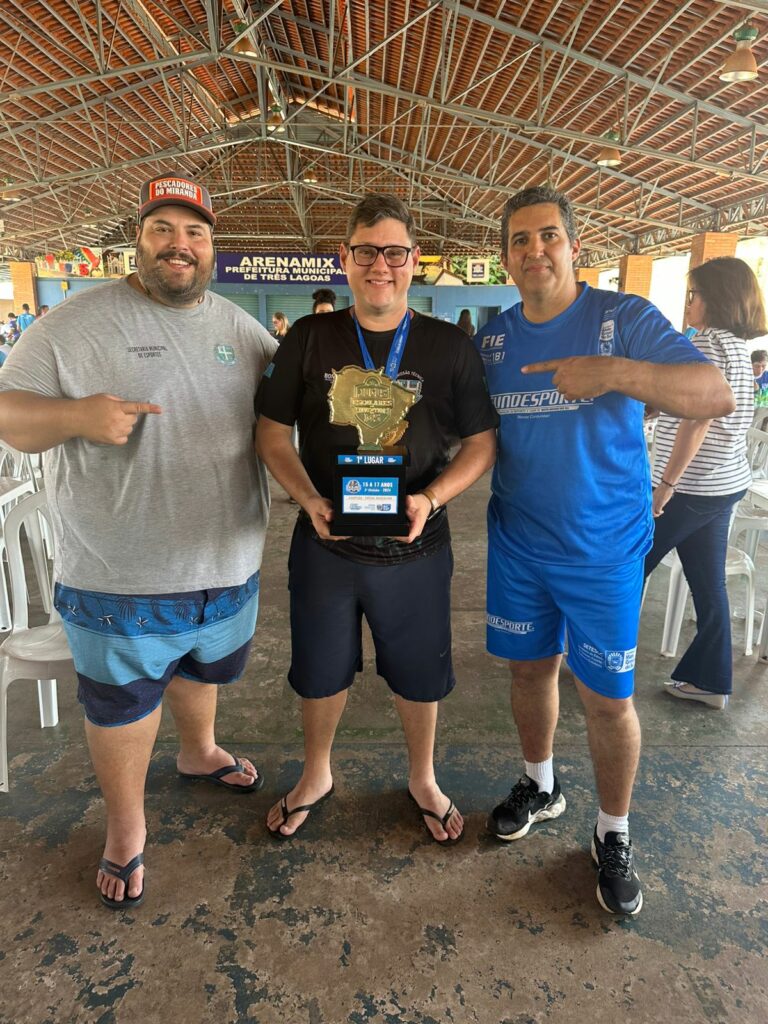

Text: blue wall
xmin=36 ymin=277 xmax=107 ymax=306
xmin=34 ymin=275 xmax=520 ymax=329
xmin=209 ymin=281 xmax=520 ymax=327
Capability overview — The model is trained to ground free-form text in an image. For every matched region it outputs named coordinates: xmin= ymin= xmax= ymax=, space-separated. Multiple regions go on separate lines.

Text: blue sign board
xmin=341 ymin=475 xmax=399 ymax=515
xmin=216 ymin=252 xmax=346 ymax=284
xmin=337 ymin=454 xmax=404 ymax=465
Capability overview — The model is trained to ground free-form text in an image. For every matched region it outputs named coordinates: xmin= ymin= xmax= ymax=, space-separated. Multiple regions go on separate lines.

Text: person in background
xmin=3 ymin=314 xmax=18 ymax=342
xmin=312 ymin=288 xmax=336 ymax=314
xmin=39 ymin=304 xmax=50 ymax=316
xmin=645 ymin=257 xmax=764 ymax=709
xmin=272 ymin=311 xmax=290 ymax=339
xmin=16 ymin=303 xmax=35 ymax=332
xmin=750 ymin=347 xmax=768 ymax=391
xmin=457 ymin=308 xmax=474 ymax=336
xmin=478 ymin=184 xmax=734 ymax=917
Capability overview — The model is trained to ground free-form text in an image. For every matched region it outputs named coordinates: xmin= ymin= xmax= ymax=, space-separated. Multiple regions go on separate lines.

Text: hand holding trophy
xmin=328 ymin=310 xmax=417 ymax=536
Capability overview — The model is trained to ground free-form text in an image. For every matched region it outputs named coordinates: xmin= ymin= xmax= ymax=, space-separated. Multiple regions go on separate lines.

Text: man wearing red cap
xmin=0 ymin=172 xmax=277 ymax=910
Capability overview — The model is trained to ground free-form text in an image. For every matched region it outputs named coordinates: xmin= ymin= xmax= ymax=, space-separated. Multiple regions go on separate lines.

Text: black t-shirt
xmin=256 ymin=308 xmax=498 ymax=563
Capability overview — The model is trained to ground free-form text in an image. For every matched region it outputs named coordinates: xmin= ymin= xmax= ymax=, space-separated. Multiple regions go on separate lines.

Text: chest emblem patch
xmin=214 ymin=344 xmax=236 ymax=365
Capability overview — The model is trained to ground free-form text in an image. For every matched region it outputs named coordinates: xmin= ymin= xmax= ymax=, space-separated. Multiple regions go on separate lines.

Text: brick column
xmin=689 ymin=231 xmax=738 ymax=269
xmin=618 ymin=254 xmax=653 ymax=298
xmin=576 ymin=267 xmax=600 ymax=287
xmin=9 ymin=261 xmax=38 ymax=314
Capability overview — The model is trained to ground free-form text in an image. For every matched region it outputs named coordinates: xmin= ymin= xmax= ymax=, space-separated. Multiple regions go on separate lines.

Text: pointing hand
xmin=74 ymin=393 xmax=162 ymax=445
xmin=522 ymin=356 xmax=617 ymax=400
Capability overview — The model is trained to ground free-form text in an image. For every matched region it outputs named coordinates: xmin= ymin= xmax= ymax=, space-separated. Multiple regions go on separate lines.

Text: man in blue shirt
xmin=3 ymin=314 xmax=18 ymax=342
xmin=478 ymin=186 xmax=734 ymax=916
xmin=750 ymin=348 xmax=768 ymax=390
xmin=16 ymin=304 xmax=35 ymax=332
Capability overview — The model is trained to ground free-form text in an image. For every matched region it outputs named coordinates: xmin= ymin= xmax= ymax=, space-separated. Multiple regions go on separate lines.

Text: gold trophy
xmin=329 ymin=365 xmax=416 ymax=448
xmin=328 ymin=365 xmax=417 ymax=535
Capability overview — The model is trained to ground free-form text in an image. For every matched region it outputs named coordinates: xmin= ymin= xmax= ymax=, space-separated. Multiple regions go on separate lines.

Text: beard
xmin=135 ymin=237 xmax=214 ymax=307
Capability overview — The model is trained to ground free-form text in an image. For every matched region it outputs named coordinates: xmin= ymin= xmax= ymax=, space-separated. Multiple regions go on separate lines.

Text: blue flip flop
xmin=99 ymin=853 xmax=145 ymax=910
xmin=178 ymin=756 xmax=264 ymax=793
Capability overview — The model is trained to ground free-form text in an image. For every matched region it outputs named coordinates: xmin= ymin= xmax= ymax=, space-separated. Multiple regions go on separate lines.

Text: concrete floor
xmin=1 ymin=474 xmax=767 ymax=1024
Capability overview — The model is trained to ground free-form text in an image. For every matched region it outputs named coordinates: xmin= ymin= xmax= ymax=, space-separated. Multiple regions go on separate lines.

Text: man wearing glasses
xmin=256 ymin=194 xmax=497 ymax=842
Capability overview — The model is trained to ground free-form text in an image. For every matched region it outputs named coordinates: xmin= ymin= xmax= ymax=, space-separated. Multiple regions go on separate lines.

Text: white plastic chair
xmin=758 ymin=616 xmax=768 ymax=662
xmin=659 ymin=545 xmax=756 ymax=658
xmin=0 ymin=440 xmax=39 ymax=499
xmin=649 ymin=427 xmax=759 ymax=658
xmin=730 ymin=426 xmax=768 ymax=561
xmin=0 ymin=442 xmax=40 ymax=632
xmin=0 ymin=490 xmax=72 ymax=793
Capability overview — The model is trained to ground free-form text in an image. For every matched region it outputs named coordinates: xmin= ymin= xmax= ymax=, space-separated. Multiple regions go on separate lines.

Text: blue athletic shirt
xmin=477 ymin=283 xmax=709 ymax=566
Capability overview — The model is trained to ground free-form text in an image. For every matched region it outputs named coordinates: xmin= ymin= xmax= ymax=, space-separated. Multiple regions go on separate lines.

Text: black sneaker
xmin=487 ymin=775 xmax=566 ymax=841
xmin=591 ymin=829 xmax=643 ymax=915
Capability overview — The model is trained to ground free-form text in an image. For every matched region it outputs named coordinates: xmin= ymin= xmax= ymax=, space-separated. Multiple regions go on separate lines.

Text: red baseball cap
xmin=138 ymin=174 xmax=216 ymax=226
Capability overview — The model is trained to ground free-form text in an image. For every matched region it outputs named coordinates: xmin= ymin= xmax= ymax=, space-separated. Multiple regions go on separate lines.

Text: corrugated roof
xmin=1 ymin=1 xmax=767 ymax=266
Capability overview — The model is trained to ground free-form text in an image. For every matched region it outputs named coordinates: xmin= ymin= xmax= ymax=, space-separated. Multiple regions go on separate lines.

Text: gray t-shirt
xmin=0 ymin=279 xmax=278 ymax=593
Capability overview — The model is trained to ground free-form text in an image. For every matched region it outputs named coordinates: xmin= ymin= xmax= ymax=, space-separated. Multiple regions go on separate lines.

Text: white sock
xmin=596 ymin=808 xmax=629 ymax=842
xmin=524 ymin=758 xmax=554 ymax=795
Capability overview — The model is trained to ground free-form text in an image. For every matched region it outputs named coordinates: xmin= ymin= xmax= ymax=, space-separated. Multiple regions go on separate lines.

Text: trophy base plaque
xmin=330 ymin=447 xmax=410 ymax=537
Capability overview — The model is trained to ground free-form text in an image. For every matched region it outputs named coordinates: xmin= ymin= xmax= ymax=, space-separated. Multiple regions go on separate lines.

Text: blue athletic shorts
xmin=287 ymin=526 xmax=455 ymax=702
xmin=54 ymin=572 xmax=260 ymax=727
xmin=487 ymin=510 xmax=642 ymax=699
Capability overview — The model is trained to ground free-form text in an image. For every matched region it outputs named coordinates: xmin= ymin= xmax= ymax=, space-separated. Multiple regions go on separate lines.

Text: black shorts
xmin=287 ymin=525 xmax=455 ymax=702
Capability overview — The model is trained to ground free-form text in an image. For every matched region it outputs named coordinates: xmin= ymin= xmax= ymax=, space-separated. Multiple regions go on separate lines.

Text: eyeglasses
xmin=348 ymin=244 xmax=414 ymax=267
xmin=686 ymin=288 xmax=700 ymax=305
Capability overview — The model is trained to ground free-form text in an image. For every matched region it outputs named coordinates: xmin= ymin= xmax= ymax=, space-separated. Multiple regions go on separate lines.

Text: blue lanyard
xmin=351 ymin=309 xmax=410 ymax=380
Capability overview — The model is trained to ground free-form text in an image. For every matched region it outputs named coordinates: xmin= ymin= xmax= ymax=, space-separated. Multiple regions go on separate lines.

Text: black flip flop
xmin=178 ymin=756 xmax=264 ymax=793
xmin=267 ymin=785 xmax=335 ymax=839
xmin=99 ymin=853 xmax=145 ymax=910
xmin=408 ymin=790 xmax=464 ymax=845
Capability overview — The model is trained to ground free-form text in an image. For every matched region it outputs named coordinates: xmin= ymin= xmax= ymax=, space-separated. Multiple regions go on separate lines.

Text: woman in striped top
xmin=644 ymin=257 xmax=765 ymax=709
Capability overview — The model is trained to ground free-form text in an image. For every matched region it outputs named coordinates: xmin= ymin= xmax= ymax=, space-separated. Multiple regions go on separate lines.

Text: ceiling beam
xmin=449 ymin=1 xmax=768 ymax=141
xmin=0 ymin=49 xmax=214 ymax=101
xmin=218 ymin=56 xmax=718 ymax=214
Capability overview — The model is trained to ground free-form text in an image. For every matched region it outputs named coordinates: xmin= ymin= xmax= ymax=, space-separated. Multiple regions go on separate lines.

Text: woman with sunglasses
xmin=644 ymin=257 xmax=765 ymax=708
